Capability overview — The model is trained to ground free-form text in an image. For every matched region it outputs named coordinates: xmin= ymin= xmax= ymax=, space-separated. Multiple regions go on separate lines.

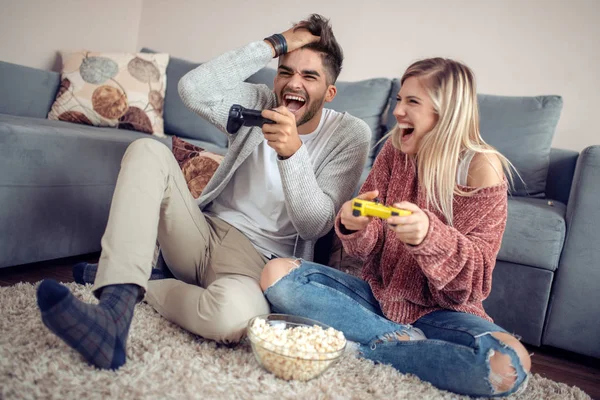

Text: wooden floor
xmin=1 ymin=254 xmax=599 ymax=399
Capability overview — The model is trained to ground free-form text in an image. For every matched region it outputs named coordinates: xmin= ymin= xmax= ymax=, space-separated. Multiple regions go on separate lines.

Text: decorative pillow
xmin=48 ymin=51 xmax=170 ymax=136
xmin=172 ymin=136 xmax=223 ymax=198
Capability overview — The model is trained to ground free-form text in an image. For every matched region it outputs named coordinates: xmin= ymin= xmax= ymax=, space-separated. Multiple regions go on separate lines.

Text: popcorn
xmin=248 ymin=317 xmax=347 ymax=381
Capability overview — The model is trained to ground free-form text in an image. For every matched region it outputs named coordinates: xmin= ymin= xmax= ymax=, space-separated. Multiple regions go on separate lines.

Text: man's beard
xmin=295 ymin=98 xmax=324 ymax=127
xmin=277 ymin=91 xmax=326 ymax=128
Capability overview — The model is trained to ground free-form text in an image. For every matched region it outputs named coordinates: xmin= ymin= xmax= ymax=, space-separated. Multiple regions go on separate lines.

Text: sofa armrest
xmin=545 ymin=147 xmax=578 ymax=204
xmin=542 ymin=145 xmax=600 ymax=358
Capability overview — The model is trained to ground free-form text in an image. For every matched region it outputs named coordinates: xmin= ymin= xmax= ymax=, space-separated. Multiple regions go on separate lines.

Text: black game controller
xmin=226 ymin=104 xmax=275 ymax=134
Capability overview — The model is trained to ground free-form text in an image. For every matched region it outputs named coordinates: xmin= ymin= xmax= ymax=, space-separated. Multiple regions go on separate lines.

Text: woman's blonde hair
xmin=387 ymin=58 xmax=515 ymax=226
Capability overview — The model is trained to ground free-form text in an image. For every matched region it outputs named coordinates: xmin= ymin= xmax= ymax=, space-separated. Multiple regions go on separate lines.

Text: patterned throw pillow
xmin=171 ymin=136 xmax=223 ymax=199
xmin=48 ymin=51 xmax=169 ymax=136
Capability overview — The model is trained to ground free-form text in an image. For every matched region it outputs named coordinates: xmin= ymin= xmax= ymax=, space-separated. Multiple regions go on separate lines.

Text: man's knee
xmin=205 ymin=301 xmax=270 ymax=344
xmin=202 ymin=277 xmax=270 ymax=344
xmin=259 ymin=258 xmax=300 ymax=292
xmin=127 ymin=137 xmax=163 ymax=152
xmin=205 ymin=312 xmax=249 ymax=344
xmin=488 ymin=332 xmax=531 ymax=394
xmin=124 ymin=137 xmax=169 ymax=161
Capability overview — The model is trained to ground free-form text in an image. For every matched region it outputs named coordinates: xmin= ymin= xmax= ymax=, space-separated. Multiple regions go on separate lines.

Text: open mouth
xmin=398 ymin=124 xmax=414 ymax=141
xmin=283 ymin=94 xmax=307 ymax=113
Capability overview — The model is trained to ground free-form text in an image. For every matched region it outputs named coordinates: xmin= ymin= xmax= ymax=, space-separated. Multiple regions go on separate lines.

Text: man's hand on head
xmin=281 ymin=24 xmax=320 ymax=53
xmin=264 ymin=22 xmax=320 ymax=57
xmin=261 ymin=107 xmax=302 ymax=159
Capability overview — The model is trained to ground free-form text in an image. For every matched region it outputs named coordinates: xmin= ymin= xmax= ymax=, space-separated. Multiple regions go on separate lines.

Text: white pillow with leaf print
xmin=48 ymin=50 xmax=170 ymax=136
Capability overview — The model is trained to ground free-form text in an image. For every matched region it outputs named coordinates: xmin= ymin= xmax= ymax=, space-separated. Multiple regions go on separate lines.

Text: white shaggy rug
xmin=0 ymin=282 xmax=591 ymax=400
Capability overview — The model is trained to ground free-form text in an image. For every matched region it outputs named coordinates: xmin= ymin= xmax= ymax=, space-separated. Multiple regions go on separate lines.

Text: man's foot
xmin=72 ymin=262 xmax=98 ymax=285
xmin=36 ymin=279 xmax=139 ymax=370
xmin=73 ymin=262 xmax=168 ymax=285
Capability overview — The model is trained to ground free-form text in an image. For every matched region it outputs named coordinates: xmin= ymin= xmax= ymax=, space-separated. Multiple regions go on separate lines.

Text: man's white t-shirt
xmin=207 ymin=108 xmax=344 ymax=258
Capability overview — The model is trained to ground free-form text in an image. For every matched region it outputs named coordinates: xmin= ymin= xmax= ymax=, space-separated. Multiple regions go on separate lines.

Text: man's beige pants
xmin=92 ymin=138 xmax=270 ymax=344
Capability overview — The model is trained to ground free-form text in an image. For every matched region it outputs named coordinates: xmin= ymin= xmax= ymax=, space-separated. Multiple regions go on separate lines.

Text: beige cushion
xmin=48 ymin=50 xmax=169 ymax=136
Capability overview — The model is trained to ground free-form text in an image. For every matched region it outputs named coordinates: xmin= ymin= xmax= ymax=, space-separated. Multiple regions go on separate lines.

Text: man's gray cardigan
xmin=178 ymin=41 xmax=371 ymax=260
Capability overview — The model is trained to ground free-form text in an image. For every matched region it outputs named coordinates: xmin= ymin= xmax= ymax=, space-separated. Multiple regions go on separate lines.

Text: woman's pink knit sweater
xmin=335 ymin=140 xmax=508 ymax=324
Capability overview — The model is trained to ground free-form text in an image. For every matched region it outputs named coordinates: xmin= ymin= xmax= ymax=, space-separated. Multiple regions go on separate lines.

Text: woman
xmin=259 ymin=58 xmax=530 ymax=397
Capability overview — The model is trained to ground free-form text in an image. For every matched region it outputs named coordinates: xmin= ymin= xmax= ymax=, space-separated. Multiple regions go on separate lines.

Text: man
xmin=36 ymin=14 xmax=371 ymax=370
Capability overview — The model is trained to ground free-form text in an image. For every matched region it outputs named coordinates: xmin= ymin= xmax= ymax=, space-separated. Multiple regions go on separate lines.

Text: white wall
xmin=1 ymin=0 xmax=598 ymax=151
xmin=138 ymin=0 xmax=600 ymax=152
xmin=0 ymin=0 xmax=143 ymax=71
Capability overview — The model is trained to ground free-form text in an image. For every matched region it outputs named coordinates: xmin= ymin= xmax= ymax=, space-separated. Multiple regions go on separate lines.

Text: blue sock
xmin=73 ymin=262 xmax=168 ymax=285
xmin=37 ymin=279 xmax=139 ymax=370
xmin=72 ymin=262 xmax=96 ymax=285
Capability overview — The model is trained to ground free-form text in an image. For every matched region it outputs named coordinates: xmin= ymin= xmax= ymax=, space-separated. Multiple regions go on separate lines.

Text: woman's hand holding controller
xmin=339 ymin=190 xmax=379 ymax=232
xmin=387 ymin=202 xmax=430 ymax=246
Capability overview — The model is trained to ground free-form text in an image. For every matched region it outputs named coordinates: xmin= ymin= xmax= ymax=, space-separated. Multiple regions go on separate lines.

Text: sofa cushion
xmin=329 ymin=78 xmax=392 ymax=165
xmin=0 ymin=61 xmax=60 ymax=119
xmin=246 ymin=67 xmax=277 ymax=87
xmin=478 ymin=94 xmax=562 ymax=197
xmin=384 ymin=79 xmax=562 ymax=197
xmin=498 ymin=197 xmax=566 ymax=271
xmin=384 ymin=79 xmax=401 ymax=138
xmin=140 ymin=48 xmax=228 ymax=148
xmin=247 ymin=66 xmax=392 ymax=166
xmin=47 ymin=50 xmax=170 ymax=136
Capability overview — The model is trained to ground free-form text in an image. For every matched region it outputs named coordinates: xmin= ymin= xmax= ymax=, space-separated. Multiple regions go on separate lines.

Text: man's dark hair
xmin=295 ymin=14 xmax=343 ymax=84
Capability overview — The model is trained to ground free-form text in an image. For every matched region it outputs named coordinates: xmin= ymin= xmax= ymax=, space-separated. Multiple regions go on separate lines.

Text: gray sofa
xmin=1 ymin=54 xmax=598 ymax=359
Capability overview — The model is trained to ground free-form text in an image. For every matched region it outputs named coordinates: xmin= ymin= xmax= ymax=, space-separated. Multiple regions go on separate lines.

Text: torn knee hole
xmin=374 ymin=331 xmax=411 ymax=345
xmin=394 ymin=332 xmax=411 ymax=341
xmin=262 ymin=258 xmax=301 ymax=290
xmin=487 ymin=349 xmax=518 ymax=393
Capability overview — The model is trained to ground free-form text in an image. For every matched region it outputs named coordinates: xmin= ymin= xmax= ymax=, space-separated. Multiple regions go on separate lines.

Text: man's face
xmin=274 ymin=48 xmax=335 ymax=128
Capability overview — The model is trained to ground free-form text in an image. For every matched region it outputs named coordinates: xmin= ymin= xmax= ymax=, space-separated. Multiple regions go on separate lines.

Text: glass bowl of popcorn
xmin=247 ymin=314 xmax=347 ymax=381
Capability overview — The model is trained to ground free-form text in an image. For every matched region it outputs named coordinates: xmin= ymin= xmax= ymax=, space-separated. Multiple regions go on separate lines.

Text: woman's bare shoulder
xmin=467 ymin=152 xmax=504 ymax=188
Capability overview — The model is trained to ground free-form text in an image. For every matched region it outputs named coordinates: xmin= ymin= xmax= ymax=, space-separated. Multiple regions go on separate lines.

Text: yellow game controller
xmin=351 ymin=198 xmax=412 ymax=219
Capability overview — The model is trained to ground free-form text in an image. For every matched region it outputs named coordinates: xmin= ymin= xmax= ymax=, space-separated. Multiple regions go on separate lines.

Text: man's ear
xmin=324 ymin=84 xmax=337 ymax=103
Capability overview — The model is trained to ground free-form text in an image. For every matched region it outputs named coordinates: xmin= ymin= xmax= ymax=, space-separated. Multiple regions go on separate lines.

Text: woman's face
xmin=393 ymin=76 xmax=439 ymax=155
